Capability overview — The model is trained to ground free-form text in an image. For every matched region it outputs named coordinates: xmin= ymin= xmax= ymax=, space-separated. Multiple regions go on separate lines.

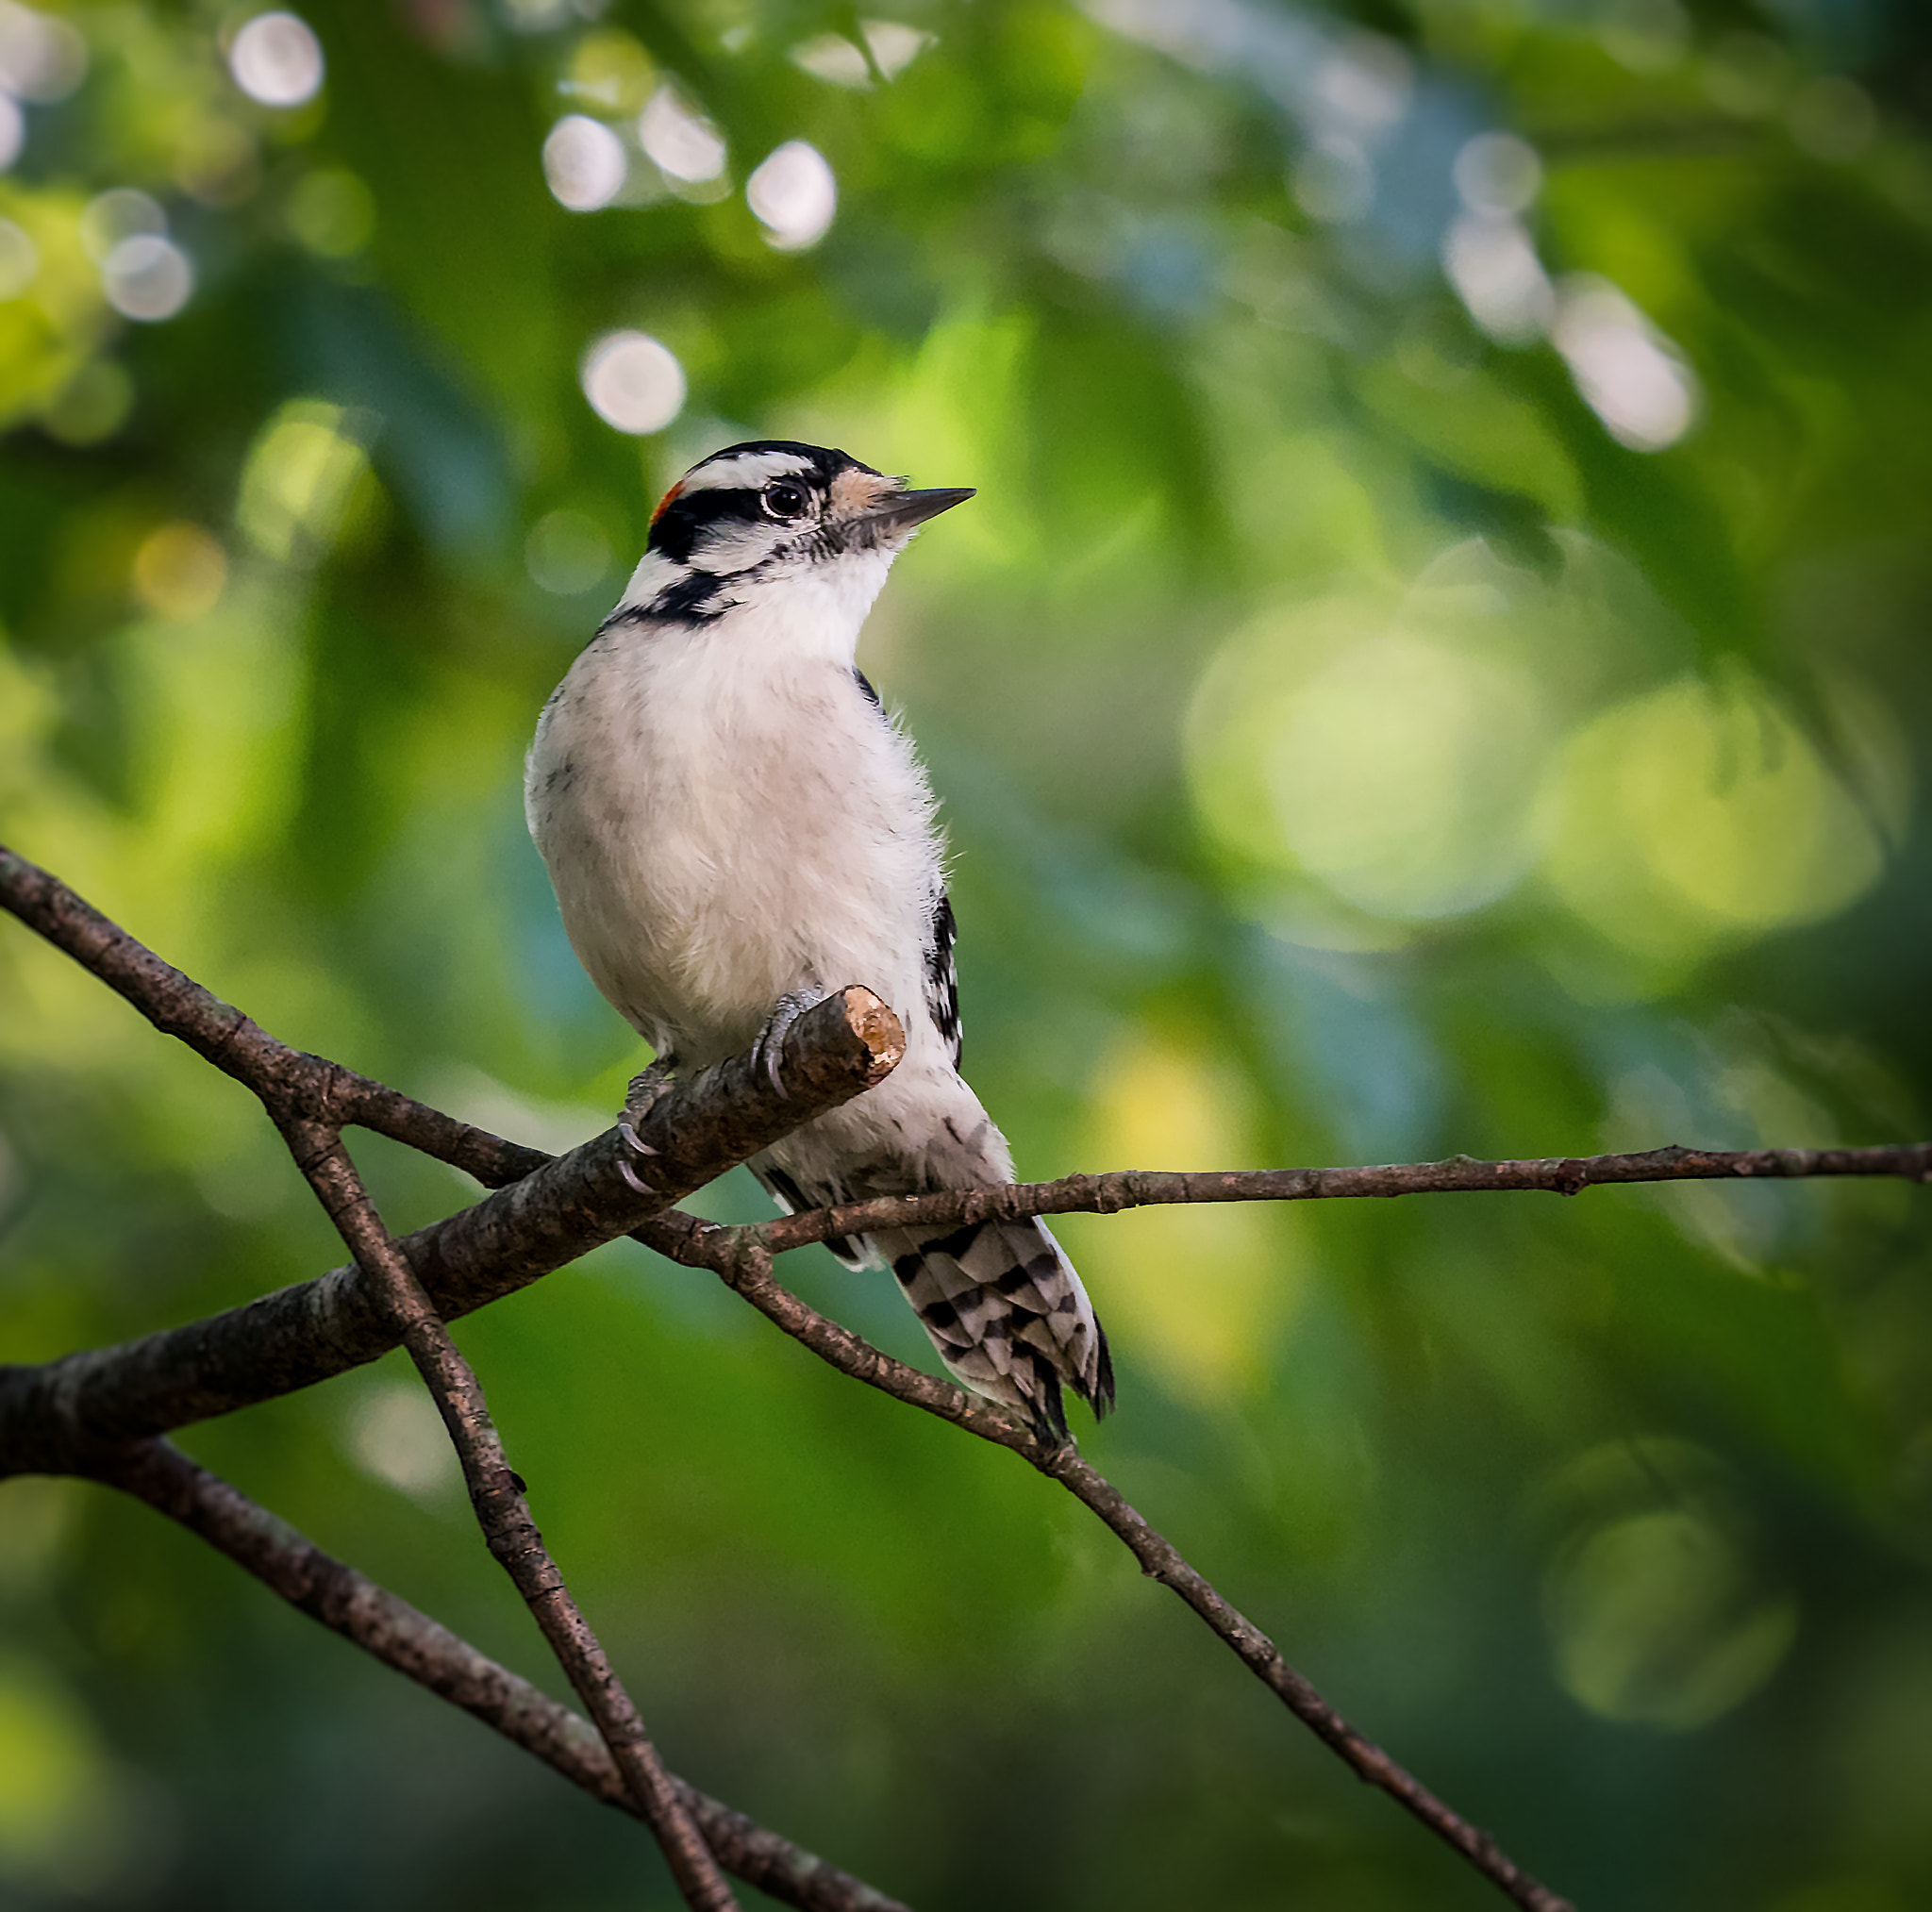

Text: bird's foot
xmin=750 ymin=991 xmax=818 ymax=1095
xmin=616 ymin=1056 xmax=677 ymax=1196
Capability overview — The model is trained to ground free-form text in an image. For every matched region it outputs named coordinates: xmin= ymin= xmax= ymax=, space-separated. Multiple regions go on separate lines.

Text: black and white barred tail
xmin=873 ymin=1216 xmax=1114 ymax=1442
xmin=752 ymin=1158 xmax=1111 ymax=1438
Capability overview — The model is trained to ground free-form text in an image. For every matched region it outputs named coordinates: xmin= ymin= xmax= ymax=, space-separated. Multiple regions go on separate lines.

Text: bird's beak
xmin=863 ymin=486 xmax=976 ymax=534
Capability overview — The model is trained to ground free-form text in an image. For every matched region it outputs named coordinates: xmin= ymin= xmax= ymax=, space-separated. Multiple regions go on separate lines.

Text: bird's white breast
xmin=525 ymin=594 xmax=942 ymax=1068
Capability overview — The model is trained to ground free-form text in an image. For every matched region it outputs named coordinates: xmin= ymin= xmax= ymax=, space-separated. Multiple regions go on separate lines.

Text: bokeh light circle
xmin=1552 ymin=277 xmax=1697 ymax=452
xmin=638 ymin=87 xmax=725 ymax=184
xmin=0 ymin=0 xmax=88 ymax=103
xmin=1541 ymin=673 xmax=1887 ymax=962
xmin=228 ymin=12 xmax=324 ymax=108
xmin=525 ymin=508 xmax=613 ymax=594
xmin=1453 ymin=132 xmax=1543 ymax=214
xmin=579 ymin=330 xmax=686 ymax=435
xmin=543 ymin=115 xmax=626 ymax=212
xmin=746 ymin=141 xmax=836 ymax=250
xmin=79 ymin=189 xmax=165 ymax=263
xmin=102 ymin=234 xmax=193 ymax=321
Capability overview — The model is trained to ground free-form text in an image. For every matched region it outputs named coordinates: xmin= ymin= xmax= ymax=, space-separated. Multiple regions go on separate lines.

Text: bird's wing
xmin=924 ymin=890 xmax=961 ymax=1070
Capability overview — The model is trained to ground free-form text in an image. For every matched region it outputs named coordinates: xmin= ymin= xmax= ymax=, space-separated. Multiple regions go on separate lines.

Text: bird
xmin=525 ymin=439 xmax=1113 ymax=1442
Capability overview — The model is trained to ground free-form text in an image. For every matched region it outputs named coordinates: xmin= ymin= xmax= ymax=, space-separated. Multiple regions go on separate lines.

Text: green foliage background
xmin=2 ymin=0 xmax=1930 ymax=1905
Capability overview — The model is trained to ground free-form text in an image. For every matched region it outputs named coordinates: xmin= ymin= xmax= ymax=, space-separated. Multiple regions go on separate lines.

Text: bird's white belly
xmin=527 ymin=630 xmax=939 ymax=1066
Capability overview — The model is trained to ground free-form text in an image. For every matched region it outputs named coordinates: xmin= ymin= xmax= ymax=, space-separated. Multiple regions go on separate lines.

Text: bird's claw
xmin=616 ymin=1119 xmax=660 ymax=1196
xmin=614 ymin=1056 xmax=677 ymax=1196
xmin=750 ymin=991 xmax=816 ymax=1095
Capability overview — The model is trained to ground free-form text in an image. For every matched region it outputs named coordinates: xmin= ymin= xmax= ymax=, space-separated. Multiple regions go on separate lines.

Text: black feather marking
xmin=1019 ymin=1346 xmax=1070 ymax=1444
xmin=919 ymin=1222 xmax=984 ymax=1265
xmin=752 ymin=1161 xmax=861 ymax=1268
xmin=1091 ymin=1323 xmax=1117 ymax=1417
xmin=853 ymin=667 xmax=883 ymax=712
xmin=648 ymin=569 xmax=730 ymax=624
xmin=648 ymin=485 xmax=762 ymax=564
xmin=595 ymin=603 xmax=651 ymax=637
xmin=757 ymin=1161 xmax=809 ymax=1213
xmin=924 ymin=891 xmax=961 ymax=1070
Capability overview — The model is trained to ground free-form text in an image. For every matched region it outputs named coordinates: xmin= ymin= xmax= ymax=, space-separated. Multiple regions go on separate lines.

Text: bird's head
xmin=608 ymin=440 xmax=974 ymax=637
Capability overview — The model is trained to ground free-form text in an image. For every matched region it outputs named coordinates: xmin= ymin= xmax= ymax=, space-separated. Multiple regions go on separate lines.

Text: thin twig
xmin=731 ymin=1142 xmax=1932 ymax=1254
xmin=76 ymin=1439 xmax=908 ymax=1912
xmin=278 ymin=1116 xmax=739 ymax=1912
xmin=641 ymin=1230 xmax=1573 ymax=1912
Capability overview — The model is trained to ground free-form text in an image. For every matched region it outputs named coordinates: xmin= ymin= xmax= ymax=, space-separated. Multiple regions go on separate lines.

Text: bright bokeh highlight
xmin=747 ymin=141 xmax=836 ymax=250
xmin=638 ymin=86 xmax=724 ymax=184
xmin=0 ymin=217 xmax=34 ymax=296
xmin=343 ymin=1379 xmax=460 ymax=1502
xmin=579 ymin=329 xmax=684 ymax=434
xmin=792 ymin=21 xmax=934 ymax=89
xmin=131 ymin=523 xmax=227 ymax=619
xmin=1541 ymin=1442 xmax=1801 ymax=1731
xmin=78 ymin=189 xmax=164 ymax=262
xmin=1187 ymin=557 xmax=1565 ymax=927
xmin=101 ymin=234 xmax=192 ymax=321
xmin=1443 ymin=211 xmax=1555 ymax=343
xmin=0 ymin=1 xmax=86 ymax=103
xmin=1541 ymin=674 xmax=1889 ymax=963
xmin=227 ymin=11 xmax=324 ymax=108
xmin=543 ymin=114 xmax=626 ymax=211
xmin=1552 ymin=276 xmax=1697 ymax=452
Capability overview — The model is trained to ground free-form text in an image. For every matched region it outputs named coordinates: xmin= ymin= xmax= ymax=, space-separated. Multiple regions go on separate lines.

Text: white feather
xmin=676 ymin=448 xmax=817 ymax=493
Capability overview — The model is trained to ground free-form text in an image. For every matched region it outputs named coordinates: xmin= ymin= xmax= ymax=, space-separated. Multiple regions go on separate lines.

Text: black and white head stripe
xmin=602 ymin=439 xmax=973 ymax=632
xmin=645 ymin=440 xmax=880 ymax=566
xmin=672 ymin=444 xmax=837 ymax=496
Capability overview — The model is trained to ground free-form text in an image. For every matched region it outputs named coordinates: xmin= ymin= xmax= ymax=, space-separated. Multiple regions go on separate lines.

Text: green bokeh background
xmin=2 ymin=0 xmax=1930 ymax=1905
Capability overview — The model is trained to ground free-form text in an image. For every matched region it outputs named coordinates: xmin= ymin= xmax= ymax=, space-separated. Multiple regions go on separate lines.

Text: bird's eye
xmin=761 ymin=480 xmax=809 ymax=523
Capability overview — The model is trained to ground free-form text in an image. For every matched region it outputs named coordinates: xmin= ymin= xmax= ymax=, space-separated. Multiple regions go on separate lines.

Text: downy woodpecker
xmin=525 ymin=441 xmax=1114 ymax=1441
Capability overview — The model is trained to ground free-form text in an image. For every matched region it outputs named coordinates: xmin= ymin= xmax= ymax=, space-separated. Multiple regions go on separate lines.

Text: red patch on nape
xmin=649 ymin=479 xmax=685 ymax=528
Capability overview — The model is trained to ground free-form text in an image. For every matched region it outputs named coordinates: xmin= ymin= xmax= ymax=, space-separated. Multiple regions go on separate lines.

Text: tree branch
xmin=8 ymin=843 xmax=1919 ymax=1471
xmin=0 ymin=844 xmax=904 ymax=1471
xmin=1 ymin=846 xmax=915 ymax=1905
xmin=79 ymin=1438 xmax=908 ymax=1912
xmin=730 ymin=1142 xmax=1932 ymax=1253
xmin=278 ymin=1114 xmax=738 ymax=1910
xmin=16 ymin=847 xmax=1921 ymax=1912
xmin=641 ymin=1228 xmax=1573 ymax=1912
